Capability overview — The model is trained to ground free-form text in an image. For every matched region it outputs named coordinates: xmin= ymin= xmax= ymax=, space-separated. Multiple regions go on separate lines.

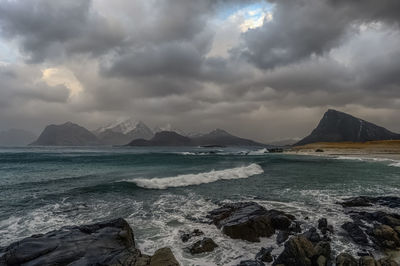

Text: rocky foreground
xmin=1 ymin=196 xmax=400 ymax=265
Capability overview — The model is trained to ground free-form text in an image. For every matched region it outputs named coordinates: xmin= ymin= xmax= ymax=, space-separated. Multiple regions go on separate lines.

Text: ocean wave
xmin=334 ymin=155 xmax=400 ymax=167
xmin=247 ymin=148 xmax=269 ymax=155
xmin=389 ymin=162 xmax=400 ymax=167
xmin=128 ymin=163 xmax=264 ymax=189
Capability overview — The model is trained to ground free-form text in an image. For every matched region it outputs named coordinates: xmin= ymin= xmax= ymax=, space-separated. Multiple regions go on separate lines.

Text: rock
xmin=377 ymin=257 xmax=399 ymax=266
xmin=207 ymin=202 xmax=275 ymax=242
xmin=318 ymin=218 xmax=328 ymax=230
xmin=359 ymin=256 xmax=379 ymax=266
xmin=149 ymin=247 xmax=179 ymax=266
xmin=268 ymin=210 xmax=295 ymax=231
xmin=340 ymin=196 xmax=373 ymax=207
xmin=255 ymin=247 xmax=273 ymax=263
xmin=188 ymin=237 xmax=218 ymax=254
xmin=339 ymin=196 xmax=400 ymax=208
xmin=0 ymin=218 xmax=174 ymax=266
xmin=277 ymin=231 xmax=289 ymax=244
xmin=180 ymin=229 xmax=204 ymax=242
xmin=315 ymin=149 xmax=324 ymax=152
xmin=372 ymin=224 xmax=400 ymax=249
xmin=341 ymin=221 xmax=369 ymax=245
xmin=303 ymin=227 xmax=321 ymax=243
xmin=314 ymin=241 xmax=331 ymax=259
xmin=336 ymin=253 xmax=358 ymax=266
xmin=289 ymin=221 xmax=302 ymax=233
xmin=238 ymin=260 xmax=265 ymax=266
xmin=316 ymin=255 xmax=327 ymax=266
xmin=274 ymin=235 xmax=315 ymax=266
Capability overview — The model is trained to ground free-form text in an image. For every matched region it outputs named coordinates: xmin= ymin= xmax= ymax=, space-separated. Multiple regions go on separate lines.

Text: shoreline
xmin=284 ymin=140 xmax=400 ymax=161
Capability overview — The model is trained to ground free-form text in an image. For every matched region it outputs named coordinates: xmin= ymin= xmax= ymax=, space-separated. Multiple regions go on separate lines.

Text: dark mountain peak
xmin=31 ymin=122 xmax=99 ymax=146
xmin=296 ymin=110 xmax=400 ymax=145
xmin=128 ymin=131 xmax=192 ymax=146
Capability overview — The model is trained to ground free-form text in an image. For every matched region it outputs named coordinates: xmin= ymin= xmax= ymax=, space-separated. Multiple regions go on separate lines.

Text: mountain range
xmin=128 ymin=129 xmax=265 ymax=147
xmin=296 ymin=109 xmax=400 ymax=145
xmin=27 ymin=110 xmax=400 ymax=146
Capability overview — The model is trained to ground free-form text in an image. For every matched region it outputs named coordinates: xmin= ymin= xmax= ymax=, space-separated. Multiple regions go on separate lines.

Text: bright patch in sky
xmin=41 ymin=68 xmax=83 ymax=98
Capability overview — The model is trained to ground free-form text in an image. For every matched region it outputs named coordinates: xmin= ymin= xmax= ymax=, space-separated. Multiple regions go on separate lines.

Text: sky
xmin=0 ymin=0 xmax=399 ymax=142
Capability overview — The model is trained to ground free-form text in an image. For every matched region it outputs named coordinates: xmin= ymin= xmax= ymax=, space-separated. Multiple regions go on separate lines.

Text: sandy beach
xmin=285 ymin=140 xmax=400 ymax=161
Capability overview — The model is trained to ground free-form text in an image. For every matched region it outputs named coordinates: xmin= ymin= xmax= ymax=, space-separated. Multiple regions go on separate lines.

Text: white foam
xmin=129 ymin=163 xmax=264 ymax=189
xmin=389 ymin=162 xmax=400 ymax=167
xmin=247 ymin=148 xmax=269 ymax=155
xmin=334 ymin=155 xmax=400 ymax=168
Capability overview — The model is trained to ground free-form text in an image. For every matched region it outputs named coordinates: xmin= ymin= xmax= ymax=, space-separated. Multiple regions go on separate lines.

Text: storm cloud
xmin=0 ymin=0 xmax=399 ymax=142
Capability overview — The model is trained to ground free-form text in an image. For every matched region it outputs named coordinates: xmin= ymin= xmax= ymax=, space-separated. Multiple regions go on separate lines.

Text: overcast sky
xmin=0 ymin=0 xmax=399 ymax=142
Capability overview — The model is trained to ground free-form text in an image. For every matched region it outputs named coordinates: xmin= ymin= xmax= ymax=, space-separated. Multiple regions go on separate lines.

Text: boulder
xmin=187 ymin=238 xmax=218 ymax=254
xmin=0 ymin=218 xmax=180 ymax=266
xmin=255 ymin=247 xmax=273 ymax=263
xmin=207 ymin=202 xmax=276 ymax=242
xmin=339 ymin=196 xmax=400 ymax=208
xmin=359 ymin=256 xmax=379 ymax=266
xmin=303 ymin=227 xmax=321 ymax=243
xmin=274 ymin=235 xmax=315 ymax=266
xmin=377 ymin=257 xmax=399 ymax=266
xmin=372 ymin=224 xmax=400 ymax=249
xmin=336 ymin=253 xmax=357 ymax=266
xmin=180 ymin=229 xmax=204 ymax=242
xmin=277 ymin=231 xmax=289 ymax=244
xmin=341 ymin=222 xmax=369 ymax=245
xmin=318 ymin=218 xmax=328 ymax=230
xmin=149 ymin=247 xmax=179 ymax=266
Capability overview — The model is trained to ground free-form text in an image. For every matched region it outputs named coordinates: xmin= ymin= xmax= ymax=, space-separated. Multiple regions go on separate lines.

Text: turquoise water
xmin=0 ymin=146 xmax=399 ymax=265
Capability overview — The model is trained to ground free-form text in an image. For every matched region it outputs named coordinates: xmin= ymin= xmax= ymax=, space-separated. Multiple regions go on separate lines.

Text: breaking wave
xmin=129 ymin=163 xmax=264 ymax=189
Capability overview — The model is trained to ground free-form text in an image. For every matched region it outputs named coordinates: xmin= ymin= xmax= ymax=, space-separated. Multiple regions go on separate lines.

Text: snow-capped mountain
xmin=94 ymin=118 xmax=154 ymax=145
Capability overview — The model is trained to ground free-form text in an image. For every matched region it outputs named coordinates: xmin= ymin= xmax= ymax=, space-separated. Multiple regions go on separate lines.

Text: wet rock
xmin=268 ymin=210 xmax=295 ymax=231
xmin=341 ymin=221 xmax=369 ymax=245
xmin=180 ymin=229 xmax=204 ymax=242
xmin=377 ymin=257 xmax=399 ymax=266
xmin=340 ymin=196 xmax=400 ymax=208
xmin=188 ymin=237 xmax=218 ymax=254
xmin=318 ymin=218 xmax=328 ymax=229
xmin=208 ymin=202 xmax=289 ymax=242
xmin=340 ymin=196 xmax=374 ymax=207
xmin=314 ymin=241 xmax=331 ymax=259
xmin=274 ymin=235 xmax=315 ymax=266
xmin=349 ymin=211 xmax=400 ymax=228
xmin=372 ymin=224 xmax=400 ymax=249
xmin=359 ymin=256 xmax=379 ymax=266
xmin=277 ymin=231 xmax=289 ymax=244
xmin=238 ymin=260 xmax=265 ymax=266
xmin=255 ymin=247 xmax=273 ymax=263
xmin=336 ymin=253 xmax=358 ymax=266
xmin=289 ymin=220 xmax=302 ymax=233
xmin=0 ymin=218 xmax=178 ymax=266
xmin=150 ymin=247 xmax=179 ymax=266
xmin=303 ymin=227 xmax=321 ymax=243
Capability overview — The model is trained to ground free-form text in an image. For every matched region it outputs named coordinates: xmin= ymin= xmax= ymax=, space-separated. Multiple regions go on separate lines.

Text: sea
xmin=0 ymin=146 xmax=399 ymax=265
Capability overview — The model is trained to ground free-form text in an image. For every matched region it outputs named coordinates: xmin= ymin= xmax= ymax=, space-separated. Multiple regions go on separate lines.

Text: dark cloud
xmin=237 ymin=0 xmax=400 ymax=69
xmin=0 ymin=0 xmax=399 ymax=141
xmin=0 ymin=0 xmax=124 ymax=62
